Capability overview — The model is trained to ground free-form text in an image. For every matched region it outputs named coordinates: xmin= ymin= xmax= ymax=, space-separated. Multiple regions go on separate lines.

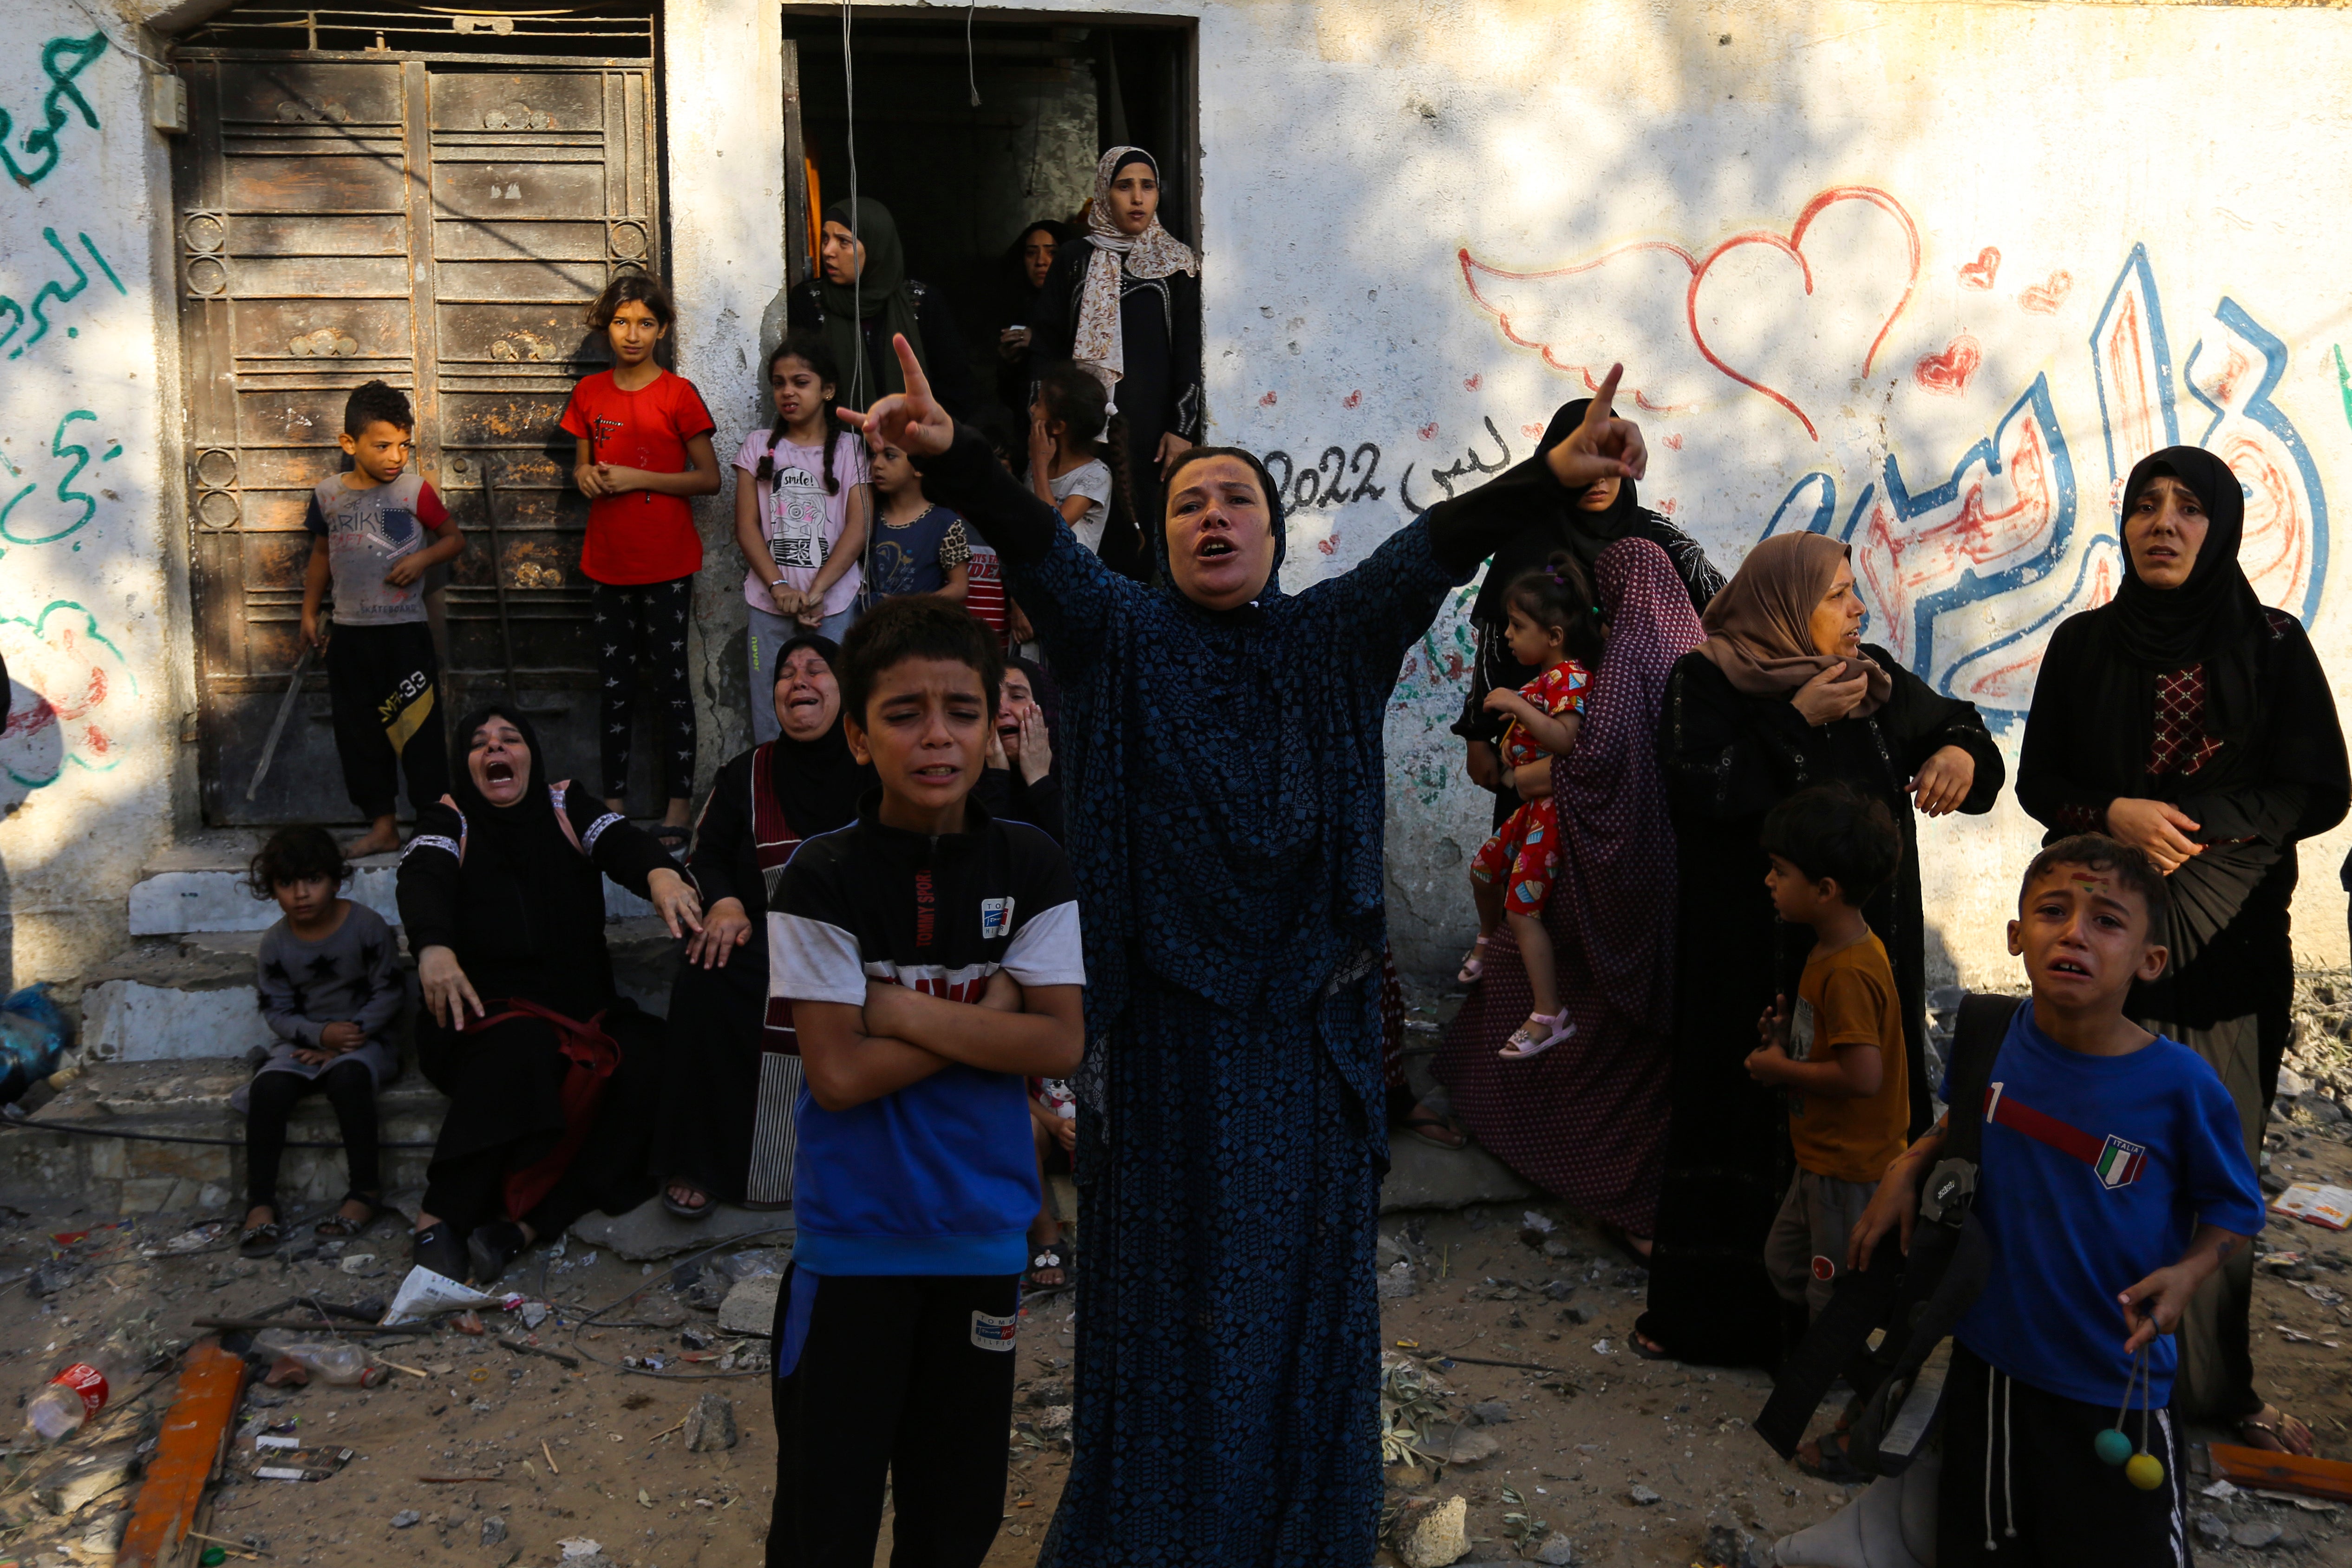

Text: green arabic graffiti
xmin=0 ymin=410 xmax=109 ymax=545
xmin=0 ymin=34 xmax=106 ymax=189
xmin=2336 ymin=344 xmax=2352 ymax=434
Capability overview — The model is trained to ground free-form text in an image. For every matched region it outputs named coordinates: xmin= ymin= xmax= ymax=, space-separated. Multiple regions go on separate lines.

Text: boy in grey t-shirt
xmin=300 ymin=381 xmax=465 ymax=857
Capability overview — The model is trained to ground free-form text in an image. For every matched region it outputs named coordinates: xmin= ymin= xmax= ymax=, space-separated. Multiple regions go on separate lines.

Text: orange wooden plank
xmin=2208 ymin=1441 xmax=2352 ymax=1502
xmin=116 ymin=1339 xmax=247 ymax=1568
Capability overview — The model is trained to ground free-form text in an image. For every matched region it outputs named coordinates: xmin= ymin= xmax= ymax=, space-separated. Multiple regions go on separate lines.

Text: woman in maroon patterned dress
xmin=1431 ymin=538 xmax=1704 ymax=1249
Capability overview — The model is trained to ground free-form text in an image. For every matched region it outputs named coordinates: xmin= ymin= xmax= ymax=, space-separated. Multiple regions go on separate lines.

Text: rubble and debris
xmin=1396 ymin=1495 xmax=1469 ymax=1568
xmin=35 ymin=1446 xmax=140 ymax=1513
xmin=117 ymin=1339 xmax=244 ymax=1568
xmin=716 ymin=1274 xmax=782 ymax=1336
xmin=682 ymin=1391 xmax=737 ymax=1452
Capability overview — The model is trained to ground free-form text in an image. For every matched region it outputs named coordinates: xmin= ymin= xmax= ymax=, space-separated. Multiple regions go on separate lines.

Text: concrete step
xmin=129 ymin=828 xmax=655 ymax=937
xmin=0 ymin=1058 xmax=450 ymax=1215
xmin=77 ymin=922 xmax=683 ymax=1063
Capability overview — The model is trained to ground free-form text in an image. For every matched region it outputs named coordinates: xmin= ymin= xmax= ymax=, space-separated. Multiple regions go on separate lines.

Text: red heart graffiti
xmin=1463 ymin=374 xmax=1482 ymax=391
xmin=1522 ymin=422 xmax=1546 ymax=440
xmin=1958 ymin=248 xmax=2001 ymax=290
xmin=1663 ymin=432 xmax=1684 ymax=451
xmin=1258 ymin=391 xmax=1278 ymax=406
xmin=1317 ymin=534 xmax=1340 ymax=555
xmin=1343 ymin=390 xmax=1362 ymax=409
xmin=1913 ymin=333 xmax=1981 ymax=397
xmin=1685 ymin=187 xmax=1921 ymax=442
xmin=1418 ymin=423 xmax=1439 ymax=440
xmin=2019 ymin=272 xmax=2073 ymax=315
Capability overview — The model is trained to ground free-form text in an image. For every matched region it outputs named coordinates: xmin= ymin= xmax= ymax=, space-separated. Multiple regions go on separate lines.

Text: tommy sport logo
xmin=1982 ymin=1083 xmax=2149 ymax=1190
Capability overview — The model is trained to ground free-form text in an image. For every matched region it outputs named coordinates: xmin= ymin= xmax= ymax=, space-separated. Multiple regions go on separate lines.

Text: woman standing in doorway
xmin=787 ymin=196 xmax=978 ymax=418
xmin=997 ymin=217 xmax=1076 ymax=414
xmin=1029 ymin=147 xmax=1202 ymax=578
xmin=2019 ymin=447 xmax=2346 ymax=1452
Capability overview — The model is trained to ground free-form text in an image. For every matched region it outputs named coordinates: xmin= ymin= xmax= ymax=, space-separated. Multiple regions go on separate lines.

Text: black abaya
xmin=397 ymin=727 xmax=677 ymax=1237
xmin=1638 ymin=647 xmax=2005 ymax=1368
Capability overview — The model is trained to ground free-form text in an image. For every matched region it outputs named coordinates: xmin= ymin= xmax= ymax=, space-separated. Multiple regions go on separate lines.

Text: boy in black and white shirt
xmin=766 ymin=595 xmax=1084 ymax=1568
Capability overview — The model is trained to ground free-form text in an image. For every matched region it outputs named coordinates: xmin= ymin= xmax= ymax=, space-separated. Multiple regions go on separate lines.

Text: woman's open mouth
xmin=484 ymin=760 xmax=515 ymax=784
xmin=1198 ymin=538 xmax=1236 ymax=560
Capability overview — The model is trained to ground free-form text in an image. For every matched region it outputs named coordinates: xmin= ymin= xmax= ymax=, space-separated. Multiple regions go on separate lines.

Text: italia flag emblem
xmin=1982 ymin=1083 xmax=2149 ymax=1190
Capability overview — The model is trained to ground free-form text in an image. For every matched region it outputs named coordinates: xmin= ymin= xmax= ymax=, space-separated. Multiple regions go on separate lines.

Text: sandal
xmin=239 ymin=1217 xmax=287 ymax=1259
xmin=1499 ymin=1010 xmax=1575 ymax=1060
xmin=1796 ymin=1427 xmax=1866 ymax=1483
xmin=1026 ymin=1238 xmax=1071 ymax=1289
xmin=661 ymin=1181 xmax=714 ymax=1222
xmin=2237 ymin=1405 xmax=2316 ymax=1456
xmin=1404 ymin=1106 xmax=1467 ymax=1151
xmin=314 ymin=1190 xmax=386 ymax=1238
xmin=1457 ymin=936 xmax=1492 ymax=985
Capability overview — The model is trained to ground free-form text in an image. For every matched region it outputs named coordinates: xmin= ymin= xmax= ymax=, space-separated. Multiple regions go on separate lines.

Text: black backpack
xmin=1754 ymin=993 xmax=2023 ymax=1474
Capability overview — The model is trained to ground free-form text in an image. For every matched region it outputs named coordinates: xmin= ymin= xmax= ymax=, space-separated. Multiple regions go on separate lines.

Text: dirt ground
xmin=1 ymin=981 xmax=2351 ymax=1565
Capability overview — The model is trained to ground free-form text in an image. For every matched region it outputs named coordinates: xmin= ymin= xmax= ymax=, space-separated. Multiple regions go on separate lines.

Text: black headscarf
xmin=1005 ymin=653 xmax=1062 ymax=751
xmin=1468 ymin=397 xmax=1641 ymax=627
xmin=2102 ymin=447 xmax=2265 ymax=735
xmin=448 ymin=704 xmax=565 ymax=876
xmin=767 ymin=633 xmax=873 ymax=837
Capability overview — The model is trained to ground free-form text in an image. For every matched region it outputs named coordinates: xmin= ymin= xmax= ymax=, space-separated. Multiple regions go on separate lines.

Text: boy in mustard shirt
xmin=1745 ymin=783 xmax=1908 ymax=1324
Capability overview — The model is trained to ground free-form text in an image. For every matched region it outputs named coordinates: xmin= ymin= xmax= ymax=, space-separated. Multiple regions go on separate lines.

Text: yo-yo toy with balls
xmin=2093 ymin=1427 xmax=2134 ymax=1466
xmin=2125 ymin=1452 xmax=2166 ymax=1490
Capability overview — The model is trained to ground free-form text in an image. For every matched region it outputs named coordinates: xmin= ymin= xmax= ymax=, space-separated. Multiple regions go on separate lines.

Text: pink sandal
xmin=1457 ymin=936 xmax=1492 ymax=985
xmin=1499 ymin=1009 xmax=1574 ymax=1060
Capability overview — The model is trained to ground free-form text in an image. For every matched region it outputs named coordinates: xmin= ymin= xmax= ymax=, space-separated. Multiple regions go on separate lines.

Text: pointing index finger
xmin=893 ymin=332 xmax=931 ymax=403
xmin=1587 ymin=363 xmax=1624 ymax=424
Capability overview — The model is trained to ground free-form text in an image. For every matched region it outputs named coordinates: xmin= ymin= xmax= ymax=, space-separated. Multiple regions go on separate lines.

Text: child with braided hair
xmin=1462 ymin=551 xmax=1602 ymax=1058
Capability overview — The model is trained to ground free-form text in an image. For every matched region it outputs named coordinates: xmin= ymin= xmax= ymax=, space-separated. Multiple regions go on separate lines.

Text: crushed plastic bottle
xmin=24 ymin=1346 xmax=127 ymax=1442
xmin=251 ymin=1333 xmax=386 ymax=1389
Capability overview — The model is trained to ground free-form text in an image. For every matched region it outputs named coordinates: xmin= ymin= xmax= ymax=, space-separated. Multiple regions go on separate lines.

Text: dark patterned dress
xmin=913 ymin=431 xmax=1574 ymax=1566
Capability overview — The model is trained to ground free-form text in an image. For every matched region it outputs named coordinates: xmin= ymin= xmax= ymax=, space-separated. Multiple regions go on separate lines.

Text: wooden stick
xmin=1433 ymin=1352 xmax=1564 ymax=1375
xmin=542 ymin=1440 xmax=560 ymax=1475
xmin=418 ymin=1473 xmax=512 ymax=1483
xmin=191 ymin=1317 xmax=427 ymax=1336
xmin=185 ymin=1530 xmax=269 ymax=1558
xmin=375 ymin=1359 xmax=429 ymax=1378
xmin=500 ymin=1336 xmax=581 ymax=1369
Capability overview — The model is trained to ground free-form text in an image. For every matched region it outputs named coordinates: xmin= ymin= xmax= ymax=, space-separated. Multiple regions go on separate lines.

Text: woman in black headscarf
xmin=1443 ymin=398 xmax=1724 ymax=986
xmin=2020 ymin=446 xmax=2347 ymax=1451
xmin=996 ymin=219 xmax=1076 ymax=416
xmin=973 ymin=655 xmax=1064 ymax=844
xmin=397 ymin=706 xmax=703 ymax=1283
xmin=649 ymin=635 xmax=872 ymax=1218
xmin=787 ymin=196 xmax=977 ymax=417
xmin=1027 ymin=147 xmax=1201 ymax=575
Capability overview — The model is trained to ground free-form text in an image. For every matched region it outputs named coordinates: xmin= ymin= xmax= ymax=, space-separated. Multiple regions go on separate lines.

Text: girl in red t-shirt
xmin=560 ymin=275 xmax=721 ymax=849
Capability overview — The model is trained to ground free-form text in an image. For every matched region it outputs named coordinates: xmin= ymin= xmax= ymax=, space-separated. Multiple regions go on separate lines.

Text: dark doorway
xmin=779 ymin=9 xmax=1196 ymax=426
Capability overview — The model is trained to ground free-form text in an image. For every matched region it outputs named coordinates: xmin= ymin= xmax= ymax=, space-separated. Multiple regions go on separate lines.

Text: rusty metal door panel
xmin=178 ymin=48 xmax=660 ymax=826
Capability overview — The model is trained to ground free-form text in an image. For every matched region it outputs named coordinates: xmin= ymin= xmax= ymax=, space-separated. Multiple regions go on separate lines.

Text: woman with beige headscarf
xmin=1633 ymin=531 xmax=2007 ymax=1372
xmin=1027 ymin=146 xmax=1201 ymax=578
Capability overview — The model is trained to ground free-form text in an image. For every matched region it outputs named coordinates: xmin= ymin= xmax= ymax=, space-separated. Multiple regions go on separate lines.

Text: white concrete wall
xmin=666 ymin=0 xmax=788 ymax=766
xmin=1115 ymin=0 xmax=2352 ymax=983
xmin=0 ymin=4 xmax=187 ymax=990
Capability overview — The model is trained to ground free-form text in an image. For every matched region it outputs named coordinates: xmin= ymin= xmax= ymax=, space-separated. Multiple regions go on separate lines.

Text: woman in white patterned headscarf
xmin=1028 ymin=146 xmax=1202 ymax=579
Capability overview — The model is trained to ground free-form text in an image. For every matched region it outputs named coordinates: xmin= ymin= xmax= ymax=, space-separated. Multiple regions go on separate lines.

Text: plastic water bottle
xmin=24 ymin=1347 xmax=126 ymax=1442
xmin=251 ymin=1333 xmax=385 ymax=1388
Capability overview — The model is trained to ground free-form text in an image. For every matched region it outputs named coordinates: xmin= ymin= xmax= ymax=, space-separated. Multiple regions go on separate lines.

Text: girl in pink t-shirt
xmin=731 ymin=331 xmax=873 ymax=743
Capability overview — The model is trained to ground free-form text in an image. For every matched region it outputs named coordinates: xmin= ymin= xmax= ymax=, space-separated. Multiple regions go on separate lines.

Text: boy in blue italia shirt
xmin=1854 ymin=835 xmax=2263 ymax=1565
xmin=765 ymin=595 xmax=1085 ymax=1568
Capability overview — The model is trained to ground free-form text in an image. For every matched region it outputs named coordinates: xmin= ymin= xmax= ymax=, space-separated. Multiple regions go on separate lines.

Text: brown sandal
xmin=314 ymin=1190 xmax=386 ymax=1238
xmin=2236 ymin=1405 xmax=2316 ymax=1456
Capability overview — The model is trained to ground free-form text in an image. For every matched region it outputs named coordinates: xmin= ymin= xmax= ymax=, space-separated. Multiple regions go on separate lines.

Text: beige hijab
xmin=1072 ymin=147 xmax=1198 ymax=417
xmin=1695 ymin=533 xmax=1891 ymax=716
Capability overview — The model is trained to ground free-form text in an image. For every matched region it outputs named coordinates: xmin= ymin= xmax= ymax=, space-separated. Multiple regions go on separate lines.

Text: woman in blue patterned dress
xmin=847 ymin=337 xmax=1646 ymax=1566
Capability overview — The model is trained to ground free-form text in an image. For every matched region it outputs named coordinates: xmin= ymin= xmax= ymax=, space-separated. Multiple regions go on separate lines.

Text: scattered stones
xmin=1029 ymin=1376 xmax=1071 ymax=1407
xmin=1397 ymin=1495 xmax=1470 ymax=1568
xmin=480 ymin=1517 xmax=507 ymax=1547
xmin=1469 ymin=1400 xmax=1512 ymax=1424
xmin=1379 ymin=1263 xmax=1418 ymax=1300
xmin=679 ymin=1324 xmax=715 ymax=1351
xmin=1542 ymin=1238 xmax=1574 ymax=1260
xmin=2194 ymin=1513 xmax=2230 ymax=1548
xmin=1561 ymin=1305 xmax=1594 ymax=1325
xmin=637 ymin=1294 xmax=688 ymax=1329
xmin=1534 ymin=1533 xmax=1577 ymax=1566
xmin=1699 ymin=1524 xmax=1769 ymax=1568
xmin=391 ymin=1510 xmax=422 ymax=1529
xmin=1442 ymin=1427 xmax=1501 ymax=1466
xmin=1542 ymin=1278 xmax=1575 ymax=1300
xmin=1037 ymin=1405 xmax=1073 ymax=1435
xmin=683 ymin=1391 xmax=738 ymax=1452
xmin=717 ymin=1274 xmax=782 ymax=1336
xmin=27 ymin=1259 xmax=76 ymax=1298
xmin=2231 ymin=1520 xmax=2284 ymax=1550
xmin=1627 ymin=1483 xmax=1663 ymax=1506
